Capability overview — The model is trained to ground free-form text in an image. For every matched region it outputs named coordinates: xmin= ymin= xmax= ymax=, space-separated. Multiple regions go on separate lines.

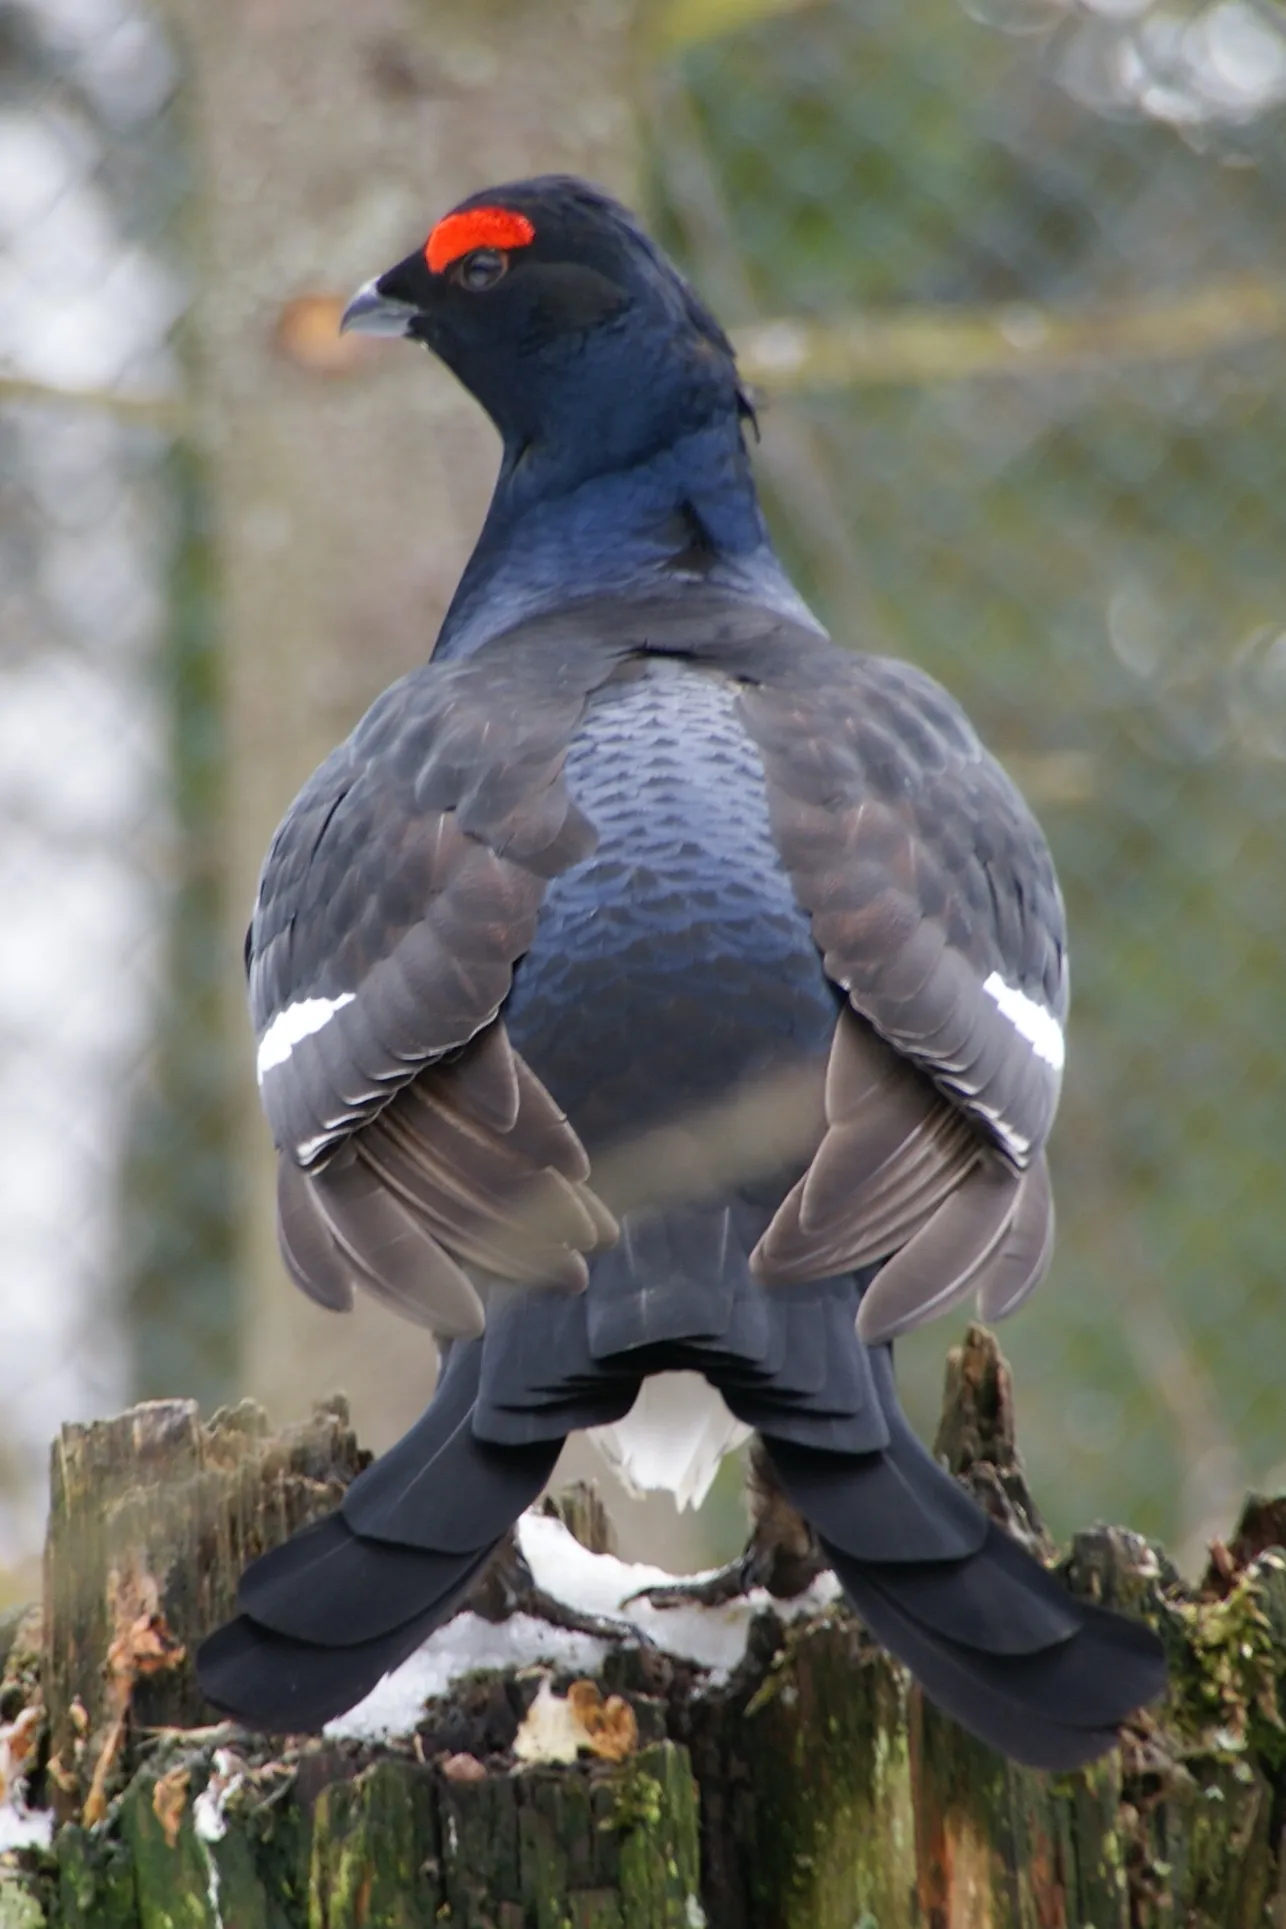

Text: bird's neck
xmin=433 ymin=412 xmax=813 ymax=660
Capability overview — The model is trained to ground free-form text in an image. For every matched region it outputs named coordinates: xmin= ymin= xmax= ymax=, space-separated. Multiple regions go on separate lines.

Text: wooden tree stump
xmin=4 ymin=1329 xmax=1286 ymax=1926
xmin=41 ymin=1394 xmax=364 ymax=1826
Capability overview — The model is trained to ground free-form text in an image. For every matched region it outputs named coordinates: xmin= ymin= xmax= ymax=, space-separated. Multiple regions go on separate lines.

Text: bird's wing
xmin=249 ymin=639 xmax=616 ymax=1338
xmin=734 ymin=641 xmax=1067 ymax=1343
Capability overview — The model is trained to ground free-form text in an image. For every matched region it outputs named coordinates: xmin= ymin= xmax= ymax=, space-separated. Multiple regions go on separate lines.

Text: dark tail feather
xmin=762 ymin=1348 xmax=1166 ymax=1769
xmin=197 ymin=1344 xmax=560 ymax=1733
xmin=827 ymin=1531 xmax=1166 ymax=1769
xmin=197 ymin=1537 xmax=497 ymax=1733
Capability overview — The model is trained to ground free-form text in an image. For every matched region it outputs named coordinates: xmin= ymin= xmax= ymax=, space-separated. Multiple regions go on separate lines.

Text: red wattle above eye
xmin=425 ymin=208 xmax=536 ymax=275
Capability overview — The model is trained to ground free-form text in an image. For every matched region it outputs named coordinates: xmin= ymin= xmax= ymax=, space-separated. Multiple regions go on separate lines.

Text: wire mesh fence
xmin=0 ymin=0 xmax=194 ymax=1577
xmin=2 ymin=0 xmax=1285 ymax=1590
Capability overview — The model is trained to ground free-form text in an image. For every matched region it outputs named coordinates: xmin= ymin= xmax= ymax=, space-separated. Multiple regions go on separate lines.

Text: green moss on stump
xmin=308 ymin=1761 xmax=437 ymax=1929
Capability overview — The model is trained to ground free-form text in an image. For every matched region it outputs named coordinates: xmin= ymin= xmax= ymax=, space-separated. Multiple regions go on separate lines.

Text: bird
xmin=196 ymin=175 xmax=1166 ymax=1767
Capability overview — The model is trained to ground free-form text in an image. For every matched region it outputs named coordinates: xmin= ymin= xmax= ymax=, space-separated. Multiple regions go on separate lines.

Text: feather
xmin=590 ymin=1372 xmax=751 ymax=1511
xmin=308 ymin=1153 xmax=486 ymax=1337
xmin=751 ymin=1015 xmax=979 ymax=1284
xmin=855 ymin=1158 xmax=1021 ymax=1345
xmin=974 ymin=1154 xmax=1056 ymax=1323
xmin=275 ymin=1156 xmax=354 ymax=1313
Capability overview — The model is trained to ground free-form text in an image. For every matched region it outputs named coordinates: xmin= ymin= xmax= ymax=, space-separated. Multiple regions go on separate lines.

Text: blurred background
xmin=2 ymin=0 xmax=1285 ymax=1601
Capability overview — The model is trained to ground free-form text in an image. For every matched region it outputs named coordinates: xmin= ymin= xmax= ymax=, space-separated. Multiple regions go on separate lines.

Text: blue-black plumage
xmin=198 ymin=176 xmax=1163 ymax=1766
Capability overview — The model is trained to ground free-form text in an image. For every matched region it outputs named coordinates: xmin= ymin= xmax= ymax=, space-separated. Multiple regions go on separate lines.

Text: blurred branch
xmin=734 ymin=277 xmax=1286 ymax=391
xmin=7 ymin=275 xmax=1277 ymax=433
xmin=643 ymin=0 xmax=816 ymax=55
xmin=0 ymin=373 xmax=183 ymax=429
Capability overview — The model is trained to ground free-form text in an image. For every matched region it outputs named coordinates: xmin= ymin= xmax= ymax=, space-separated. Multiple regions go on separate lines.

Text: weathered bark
xmin=8 ymin=1328 xmax=1286 ymax=1927
xmin=41 ymin=1396 xmax=365 ymax=1827
xmin=169 ymin=0 xmax=642 ymax=1448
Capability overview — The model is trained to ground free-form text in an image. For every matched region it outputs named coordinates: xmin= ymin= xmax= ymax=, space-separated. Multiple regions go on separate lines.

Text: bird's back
xmin=502 ymin=651 xmax=840 ymax=1154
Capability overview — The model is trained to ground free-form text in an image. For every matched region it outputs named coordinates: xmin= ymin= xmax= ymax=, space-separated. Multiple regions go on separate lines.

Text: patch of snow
xmin=192 ymin=1749 xmax=244 ymax=1845
xmin=325 ymin=1513 xmax=843 ymax=1744
xmin=518 ymin=1511 xmax=841 ymax=1677
xmin=324 ymin=1610 xmax=609 ymax=1744
xmin=197 ymin=1842 xmax=224 ymax=1929
xmin=0 ymin=1801 xmax=53 ymax=1851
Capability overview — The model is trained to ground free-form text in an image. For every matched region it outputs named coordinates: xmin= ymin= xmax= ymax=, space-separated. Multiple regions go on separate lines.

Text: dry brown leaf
xmin=274 ymin=296 xmax=376 ymax=375
xmin=106 ymin=1611 xmax=187 ymax=1684
xmin=63 ymin=1561 xmax=191 ymax=1826
xmin=3 ymin=1705 xmax=43 ymax=1771
xmin=81 ymin=1714 xmax=126 ymax=1829
xmin=513 ymin=1675 xmax=640 ymax=1766
xmin=104 ymin=1559 xmax=186 ymax=1720
xmin=152 ymin=1764 xmax=190 ymax=1850
xmin=567 ymin=1680 xmax=639 ymax=1763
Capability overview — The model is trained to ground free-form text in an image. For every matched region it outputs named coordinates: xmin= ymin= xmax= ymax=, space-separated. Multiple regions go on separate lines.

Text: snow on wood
xmin=325 ymin=1510 xmax=842 ymax=1742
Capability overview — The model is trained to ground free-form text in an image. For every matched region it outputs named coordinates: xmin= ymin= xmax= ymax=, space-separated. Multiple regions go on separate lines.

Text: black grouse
xmin=197 ymin=176 xmax=1166 ymax=1766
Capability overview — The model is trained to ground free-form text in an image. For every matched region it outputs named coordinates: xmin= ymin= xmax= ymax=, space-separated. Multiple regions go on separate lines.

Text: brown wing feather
xmin=736 ymin=644 xmax=1066 ymax=1339
xmin=253 ymin=628 xmax=626 ymax=1335
xmin=299 ymin=1150 xmax=487 ymax=1337
xmin=276 ymin=1156 xmax=355 ymax=1314
xmin=738 ymin=668 xmax=1065 ymax=1166
xmin=751 ymin=1013 xmax=983 ymax=1287
xmin=278 ymin=1022 xmax=617 ymax=1326
xmin=430 ymin=1019 xmax=520 ymax=1134
xmin=973 ymin=1156 xmax=1055 ymax=1324
xmin=854 ymin=1159 xmax=1022 ymax=1344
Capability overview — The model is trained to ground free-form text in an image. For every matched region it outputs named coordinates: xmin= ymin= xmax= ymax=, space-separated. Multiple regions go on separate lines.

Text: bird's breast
xmin=502 ymin=656 xmax=838 ymax=1148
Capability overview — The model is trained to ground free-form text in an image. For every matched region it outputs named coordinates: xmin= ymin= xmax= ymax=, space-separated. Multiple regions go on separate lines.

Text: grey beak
xmin=339 ymin=277 xmax=420 ymax=339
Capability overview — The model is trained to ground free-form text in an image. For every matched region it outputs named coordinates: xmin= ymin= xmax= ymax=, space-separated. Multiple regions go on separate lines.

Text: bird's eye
xmin=453 ymin=248 xmax=508 ymax=292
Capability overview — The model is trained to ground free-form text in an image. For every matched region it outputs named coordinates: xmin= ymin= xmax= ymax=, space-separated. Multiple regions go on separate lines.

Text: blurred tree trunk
xmin=167 ymin=0 xmax=641 ymax=1447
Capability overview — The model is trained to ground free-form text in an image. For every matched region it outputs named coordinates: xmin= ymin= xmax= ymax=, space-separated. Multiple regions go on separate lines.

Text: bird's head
xmin=341 ymin=175 xmax=753 ymax=476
